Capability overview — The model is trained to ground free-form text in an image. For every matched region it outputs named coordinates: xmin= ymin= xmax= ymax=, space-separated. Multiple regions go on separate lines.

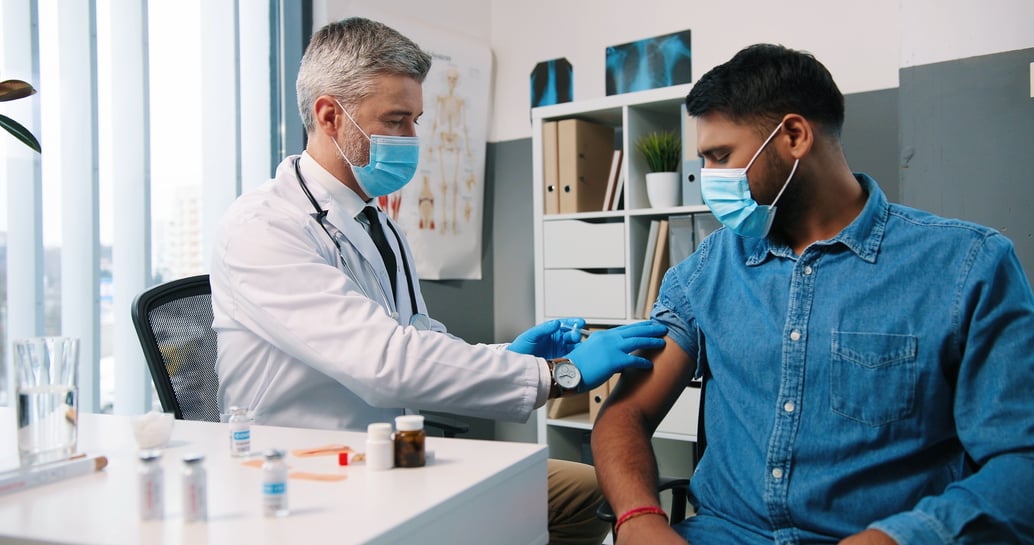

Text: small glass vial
xmin=138 ymin=450 xmax=164 ymax=521
xmin=366 ymin=423 xmax=394 ymax=471
xmin=262 ymin=449 xmax=289 ymax=517
xmin=181 ymin=454 xmax=208 ymax=522
xmin=228 ymin=406 xmax=252 ymax=457
xmin=394 ymin=415 xmax=426 ymax=468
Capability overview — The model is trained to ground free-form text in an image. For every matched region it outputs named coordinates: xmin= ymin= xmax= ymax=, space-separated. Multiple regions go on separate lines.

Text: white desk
xmin=0 ymin=409 xmax=548 ymax=545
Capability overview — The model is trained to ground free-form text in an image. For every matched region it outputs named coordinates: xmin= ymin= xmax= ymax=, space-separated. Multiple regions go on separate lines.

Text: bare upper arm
xmin=602 ymin=336 xmax=696 ymax=432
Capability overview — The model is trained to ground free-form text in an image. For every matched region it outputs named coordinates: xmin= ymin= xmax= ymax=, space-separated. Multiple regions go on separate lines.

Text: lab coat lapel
xmin=327 ymin=205 xmax=397 ymax=308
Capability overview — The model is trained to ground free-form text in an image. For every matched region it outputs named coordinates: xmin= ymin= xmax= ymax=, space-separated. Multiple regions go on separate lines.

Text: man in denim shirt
xmin=592 ymin=44 xmax=1034 ymax=545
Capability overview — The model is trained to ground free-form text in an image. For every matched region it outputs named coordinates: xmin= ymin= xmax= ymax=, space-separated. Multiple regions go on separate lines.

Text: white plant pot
xmin=645 ymin=171 xmax=681 ymax=208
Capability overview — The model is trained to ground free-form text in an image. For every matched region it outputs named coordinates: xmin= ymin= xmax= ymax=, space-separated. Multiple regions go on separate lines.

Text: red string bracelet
xmin=614 ymin=505 xmax=668 ymax=536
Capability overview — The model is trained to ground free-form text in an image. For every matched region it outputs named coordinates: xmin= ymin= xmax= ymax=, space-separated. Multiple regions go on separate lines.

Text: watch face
xmin=554 ymin=362 xmax=581 ymax=389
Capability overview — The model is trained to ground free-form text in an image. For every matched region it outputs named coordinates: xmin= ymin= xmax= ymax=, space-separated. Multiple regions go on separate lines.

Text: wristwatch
xmin=548 ymin=358 xmax=582 ymax=398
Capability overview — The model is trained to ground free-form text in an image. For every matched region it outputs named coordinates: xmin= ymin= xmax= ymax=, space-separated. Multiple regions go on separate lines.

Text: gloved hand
xmin=508 ymin=318 xmax=587 ymax=360
xmin=565 ymin=320 xmax=667 ymax=392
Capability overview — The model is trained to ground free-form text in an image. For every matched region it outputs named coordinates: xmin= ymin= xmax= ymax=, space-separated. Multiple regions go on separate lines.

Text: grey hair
xmin=296 ymin=17 xmax=432 ymax=132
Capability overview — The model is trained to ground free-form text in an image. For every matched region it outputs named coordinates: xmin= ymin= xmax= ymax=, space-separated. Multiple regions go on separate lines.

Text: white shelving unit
xmin=531 ymin=83 xmax=711 ymax=474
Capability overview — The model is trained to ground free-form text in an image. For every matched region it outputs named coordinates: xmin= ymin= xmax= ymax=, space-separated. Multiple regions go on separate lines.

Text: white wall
xmin=489 ymin=0 xmax=900 ymax=141
xmin=900 ymin=0 xmax=1034 ymax=68
xmin=315 ymin=0 xmax=1033 ymax=141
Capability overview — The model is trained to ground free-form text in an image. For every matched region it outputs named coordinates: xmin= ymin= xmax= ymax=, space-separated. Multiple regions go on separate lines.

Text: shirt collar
xmin=746 ymin=173 xmax=888 ymax=265
xmin=299 ymin=151 xmax=370 ymax=221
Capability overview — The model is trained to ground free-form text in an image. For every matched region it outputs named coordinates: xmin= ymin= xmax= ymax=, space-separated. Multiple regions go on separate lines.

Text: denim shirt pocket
xmin=830 ymin=331 xmax=918 ymax=426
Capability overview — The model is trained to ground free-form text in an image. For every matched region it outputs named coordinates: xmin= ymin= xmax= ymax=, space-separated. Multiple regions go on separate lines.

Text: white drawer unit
xmin=655 ymin=385 xmax=701 ymax=440
xmin=543 ymin=219 xmax=625 ymax=269
xmin=543 ymin=269 xmax=626 ymax=319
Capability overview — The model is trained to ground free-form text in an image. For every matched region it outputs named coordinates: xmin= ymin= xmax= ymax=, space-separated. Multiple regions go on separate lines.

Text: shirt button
xmin=783 ymin=401 xmax=795 ymax=413
xmin=803 ymin=266 xmax=813 ymax=276
xmin=771 ymin=468 xmax=784 ymax=479
xmin=790 ymin=330 xmax=801 ymax=341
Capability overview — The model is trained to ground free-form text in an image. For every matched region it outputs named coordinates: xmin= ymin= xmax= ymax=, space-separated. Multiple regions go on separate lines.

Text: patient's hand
xmin=839 ymin=529 xmax=897 ymax=545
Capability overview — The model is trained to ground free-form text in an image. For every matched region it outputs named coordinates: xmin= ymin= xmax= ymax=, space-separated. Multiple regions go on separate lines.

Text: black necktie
xmin=361 ymin=206 xmax=398 ymax=300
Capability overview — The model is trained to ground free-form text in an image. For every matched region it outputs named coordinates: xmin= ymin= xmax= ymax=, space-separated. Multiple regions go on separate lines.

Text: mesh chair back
xmin=131 ymin=275 xmax=220 ymax=422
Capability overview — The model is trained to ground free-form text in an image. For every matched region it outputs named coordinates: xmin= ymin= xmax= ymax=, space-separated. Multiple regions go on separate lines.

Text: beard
xmin=759 ymin=147 xmax=807 ymax=234
xmin=338 ymin=122 xmax=371 ymax=168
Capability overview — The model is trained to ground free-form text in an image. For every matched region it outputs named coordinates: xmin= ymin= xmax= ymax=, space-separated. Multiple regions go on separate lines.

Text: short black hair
xmin=686 ymin=44 xmax=844 ymax=136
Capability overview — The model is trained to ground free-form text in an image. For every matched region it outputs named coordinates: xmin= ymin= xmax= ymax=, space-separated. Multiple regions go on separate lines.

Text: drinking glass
xmin=14 ymin=337 xmax=80 ymax=466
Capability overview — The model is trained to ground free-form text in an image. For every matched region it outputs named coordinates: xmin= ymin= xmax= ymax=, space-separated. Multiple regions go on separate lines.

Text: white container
xmin=366 ymin=423 xmax=394 ymax=471
xmin=181 ymin=454 xmax=208 ymax=522
xmin=645 ymin=171 xmax=681 ymax=208
xmin=138 ymin=450 xmax=164 ymax=521
xmin=262 ymin=449 xmax=289 ymax=517
xmin=228 ymin=407 xmax=252 ymax=457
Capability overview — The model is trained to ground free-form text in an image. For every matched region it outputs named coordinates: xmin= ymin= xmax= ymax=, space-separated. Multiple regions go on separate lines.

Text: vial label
xmin=183 ymin=473 xmax=208 ymax=522
xmin=139 ymin=472 xmax=164 ymax=521
xmin=263 ymin=481 xmax=288 ymax=517
xmin=230 ymin=428 xmax=251 ymax=456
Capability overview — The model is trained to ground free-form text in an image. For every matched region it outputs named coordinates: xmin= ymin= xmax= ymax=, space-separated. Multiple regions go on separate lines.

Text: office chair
xmin=131 ymin=275 xmax=470 ymax=436
xmin=132 ymin=274 xmax=220 ymax=422
xmin=596 ymin=378 xmax=706 ymax=529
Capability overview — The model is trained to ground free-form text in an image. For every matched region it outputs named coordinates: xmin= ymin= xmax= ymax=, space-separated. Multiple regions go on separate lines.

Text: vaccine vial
xmin=393 ymin=415 xmax=426 ymax=468
xmin=181 ymin=453 xmax=208 ymax=522
xmin=228 ymin=406 xmax=252 ymax=457
xmin=366 ymin=423 xmax=394 ymax=471
xmin=138 ymin=450 xmax=164 ymax=521
xmin=262 ymin=449 xmax=289 ymax=517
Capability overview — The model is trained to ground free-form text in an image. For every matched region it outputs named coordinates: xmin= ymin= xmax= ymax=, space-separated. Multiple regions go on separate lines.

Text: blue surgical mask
xmin=332 ymin=100 xmax=420 ymax=198
xmin=700 ymin=122 xmax=799 ymax=238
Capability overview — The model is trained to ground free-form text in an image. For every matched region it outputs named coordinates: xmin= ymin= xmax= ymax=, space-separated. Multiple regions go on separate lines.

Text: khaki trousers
xmin=547 ymin=459 xmax=611 ymax=545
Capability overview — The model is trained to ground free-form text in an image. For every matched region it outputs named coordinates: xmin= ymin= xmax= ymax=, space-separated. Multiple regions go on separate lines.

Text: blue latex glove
xmin=508 ymin=318 xmax=587 ymax=360
xmin=565 ymin=320 xmax=667 ymax=392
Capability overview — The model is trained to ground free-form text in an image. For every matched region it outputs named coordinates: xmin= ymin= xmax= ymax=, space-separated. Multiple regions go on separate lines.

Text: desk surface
xmin=0 ymin=409 xmax=548 ymax=545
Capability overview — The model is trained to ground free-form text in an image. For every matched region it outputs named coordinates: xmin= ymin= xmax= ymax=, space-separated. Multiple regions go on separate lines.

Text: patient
xmin=592 ymin=43 xmax=1034 ymax=545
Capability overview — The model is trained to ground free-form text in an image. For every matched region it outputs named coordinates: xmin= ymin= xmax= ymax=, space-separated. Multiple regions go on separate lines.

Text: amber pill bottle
xmin=394 ymin=415 xmax=426 ymax=468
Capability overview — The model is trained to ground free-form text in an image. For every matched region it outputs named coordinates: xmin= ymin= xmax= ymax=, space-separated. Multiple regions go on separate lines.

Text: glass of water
xmin=14 ymin=337 xmax=80 ymax=466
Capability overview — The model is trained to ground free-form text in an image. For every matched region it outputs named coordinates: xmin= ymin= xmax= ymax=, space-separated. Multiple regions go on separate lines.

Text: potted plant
xmin=1 ymin=77 xmax=41 ymax=153
xmin=634 ymin=128 xmax=680 ymax=208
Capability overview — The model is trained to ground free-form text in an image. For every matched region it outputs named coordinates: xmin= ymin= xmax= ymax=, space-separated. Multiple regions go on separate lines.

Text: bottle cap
xmin=229 ymin=406 xmax=248 ymax=416
xmin=263 ymin=449 xmax=285 ymax=461
xmin=368 ymin=422 xmax=393 ymax=440
xmin=138 ymin=449 xmax=162 ymax=463
xmin=394 ymin=415 xmax=425 ymax=432
xmin=182 ymin=453 xmax=205 ymax=465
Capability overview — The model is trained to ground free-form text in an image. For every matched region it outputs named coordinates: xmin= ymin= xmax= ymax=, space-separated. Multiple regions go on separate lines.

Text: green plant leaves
xmin=0 ymin=114 xmax=41 ymax=153
xmin=634 ymin=129 xmax=680 ymax=173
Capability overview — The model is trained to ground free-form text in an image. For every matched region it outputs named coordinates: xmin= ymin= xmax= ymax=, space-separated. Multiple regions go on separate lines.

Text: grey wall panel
xmin=900 ymin=48 xmax=1034 ymax=283
xmin=489 ymin=138 xmax=536 ymax=345
xmin=843 ymin=88 xmax=900 ymax=202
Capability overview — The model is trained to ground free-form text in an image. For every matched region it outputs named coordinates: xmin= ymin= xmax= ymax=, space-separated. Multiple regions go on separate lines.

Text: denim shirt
xmin=653 ymin=174 xmax=1034 ymax=544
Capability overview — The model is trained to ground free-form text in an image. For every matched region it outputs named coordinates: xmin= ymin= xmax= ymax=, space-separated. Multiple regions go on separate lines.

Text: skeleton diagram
xmin=425 ymin=66 xmax=473 ymax=234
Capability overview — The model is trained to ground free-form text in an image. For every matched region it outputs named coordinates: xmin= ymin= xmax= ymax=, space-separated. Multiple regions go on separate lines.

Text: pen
xmin=560 ymin=323 xmax=591 ymax=337
xmin=0 ymin=455 xmax=109 ymax=496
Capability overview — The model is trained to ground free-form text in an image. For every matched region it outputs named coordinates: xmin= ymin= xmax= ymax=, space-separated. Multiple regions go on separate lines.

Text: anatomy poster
xmin=353 ymin=9 xmax=492 ymax=280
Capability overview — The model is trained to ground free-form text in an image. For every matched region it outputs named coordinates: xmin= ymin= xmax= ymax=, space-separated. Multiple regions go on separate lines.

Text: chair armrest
xmin=595 ymin=476 xmax=692 ymax=524
xmin=424 ymin=414 xmax=470 ymax=437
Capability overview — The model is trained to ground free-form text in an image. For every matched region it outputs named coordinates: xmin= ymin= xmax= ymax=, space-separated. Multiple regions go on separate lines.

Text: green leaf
xmin=634 ymin=129 xmax=681 ymax=173
xmin=0 ymin=79 xmax=37 ymax=102
xmin=0 ymin=113 xmax=42 ymax=153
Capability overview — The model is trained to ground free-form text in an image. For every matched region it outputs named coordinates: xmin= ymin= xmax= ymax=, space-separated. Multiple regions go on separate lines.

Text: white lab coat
xmin=211 ymin=153 xmax=548 ymax=430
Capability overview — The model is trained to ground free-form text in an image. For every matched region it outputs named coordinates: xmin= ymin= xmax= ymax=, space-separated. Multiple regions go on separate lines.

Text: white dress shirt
xmin=211 ymin=153 xmax=550 ymax=430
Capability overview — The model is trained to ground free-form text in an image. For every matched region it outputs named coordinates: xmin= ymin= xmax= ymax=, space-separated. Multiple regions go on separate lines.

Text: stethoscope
xmin=294 ymin=158 xmax=431 ymax=330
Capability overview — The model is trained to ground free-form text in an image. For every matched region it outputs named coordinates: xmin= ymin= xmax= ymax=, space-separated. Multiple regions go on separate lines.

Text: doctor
xmin=211 ymin=17 xmax=666 ymax=545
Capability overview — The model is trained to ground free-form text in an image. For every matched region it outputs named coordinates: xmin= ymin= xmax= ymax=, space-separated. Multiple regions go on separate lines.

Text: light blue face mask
xmin=333 ymin=100 xmax=420 ymax=198
xmin=700 ymin=122 xmax=799 ymax=239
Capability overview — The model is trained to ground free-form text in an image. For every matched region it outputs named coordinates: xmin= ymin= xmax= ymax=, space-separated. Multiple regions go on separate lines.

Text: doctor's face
xmin=337 ymin=73 xmax=424 ymax=166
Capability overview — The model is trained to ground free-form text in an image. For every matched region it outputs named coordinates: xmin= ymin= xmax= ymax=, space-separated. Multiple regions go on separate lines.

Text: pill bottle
xmin=228 ymin=406 xmax=251 ymax=457
xmin=366 ymin=422 xmax=394 ymax=471
xmin=262 ymin=449 xmax=289 ymax=517
xmin=393 ymin=415 xmax=425 ymax=468
xmin=138 ymin=450 xmax=164 ymax=521
xmin=181 ymin=453 xmax=208 ymax=522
